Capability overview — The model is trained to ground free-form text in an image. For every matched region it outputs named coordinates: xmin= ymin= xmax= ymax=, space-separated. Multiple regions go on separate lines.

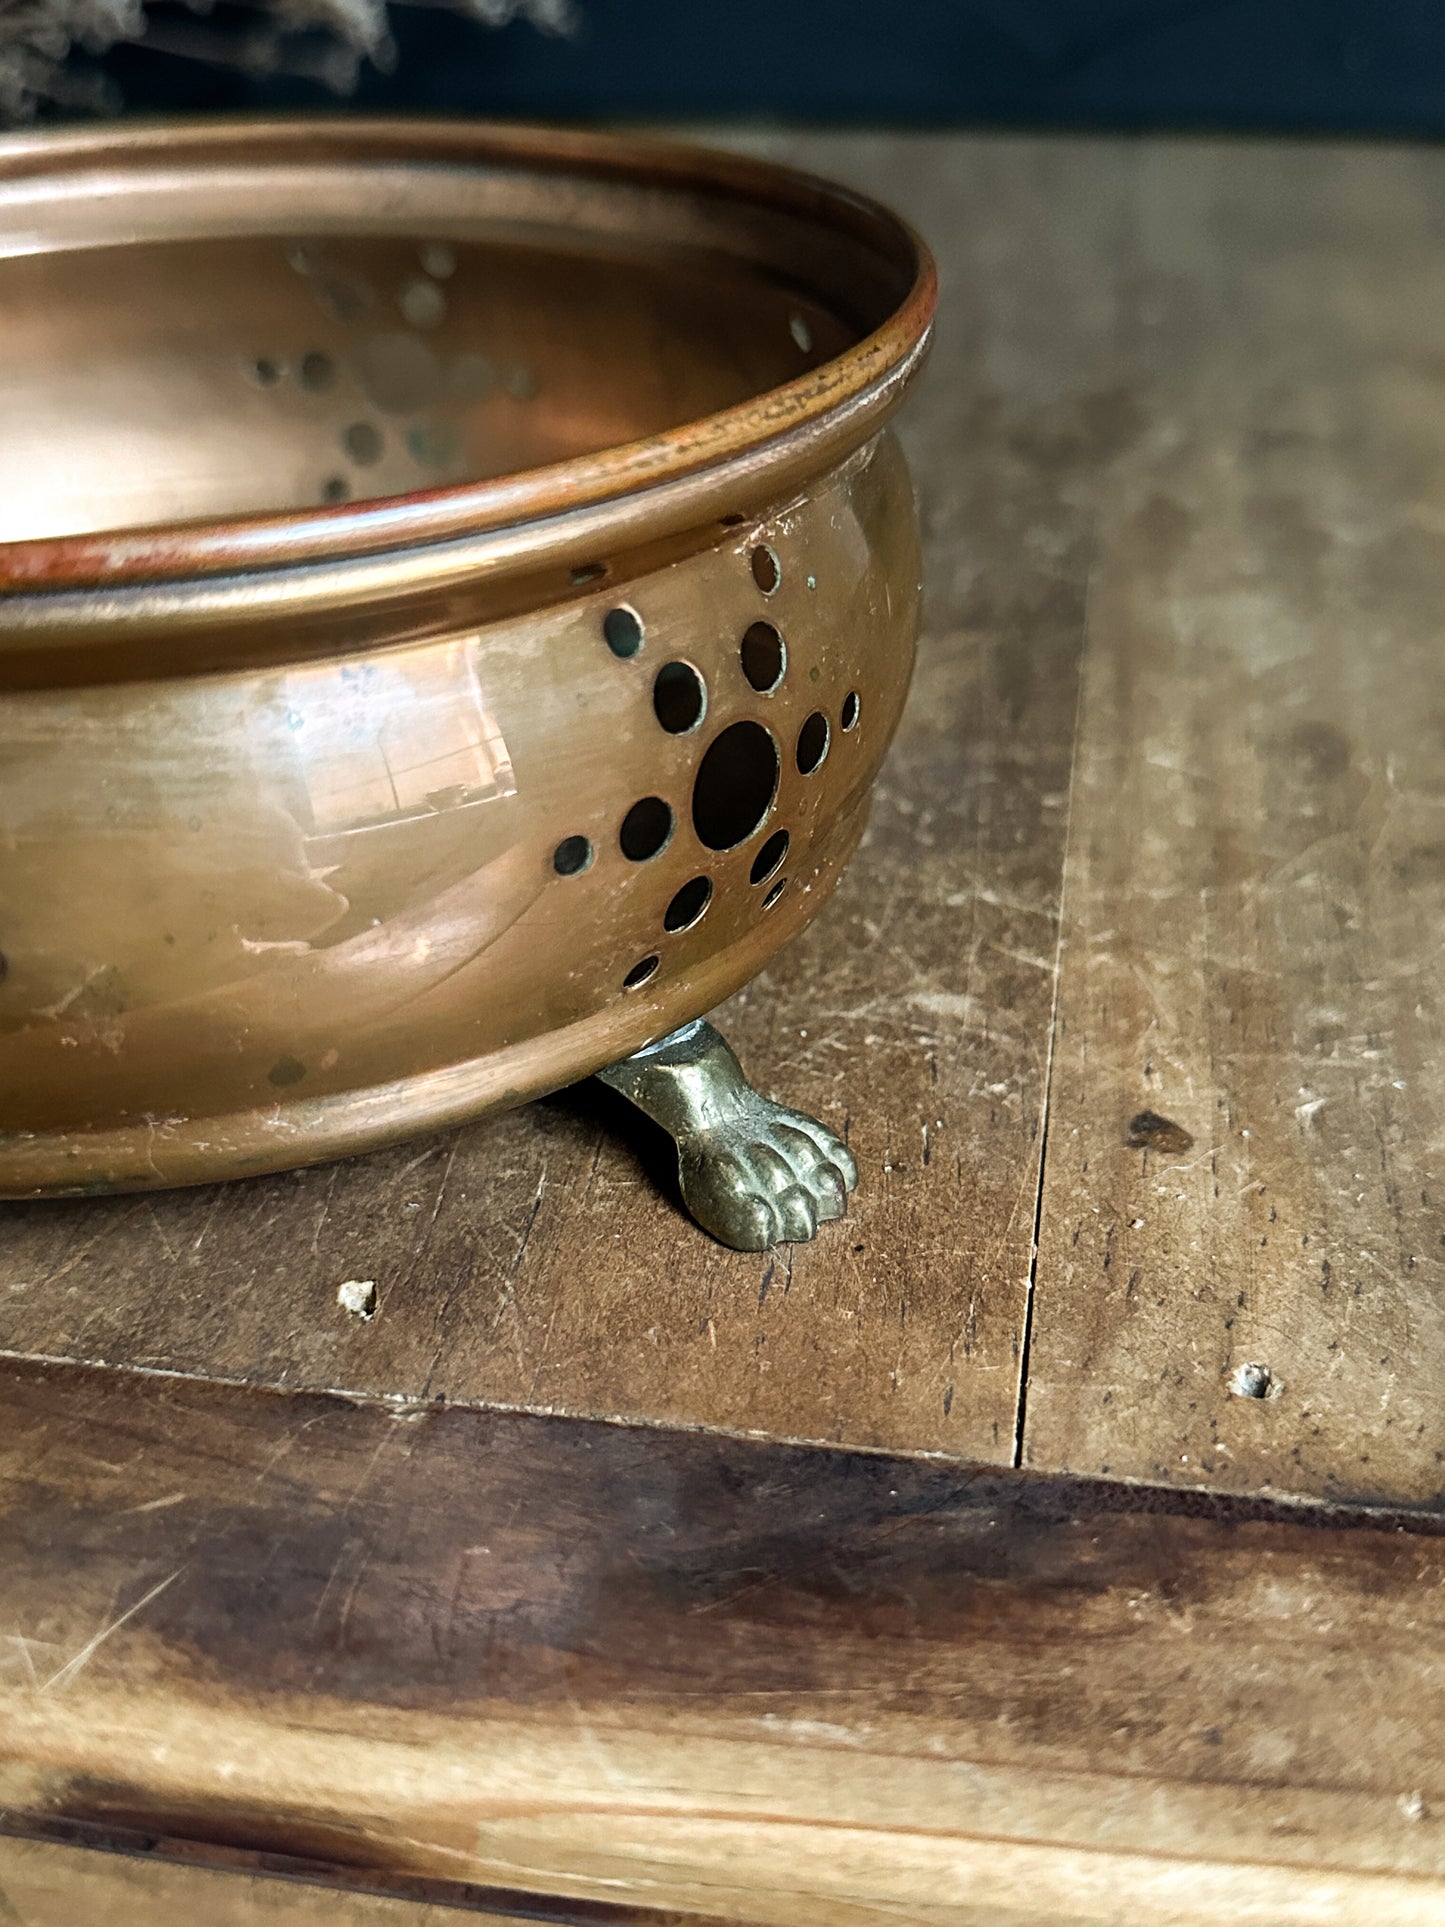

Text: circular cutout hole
xmin=250 ymin=355 xmax=283 ymax=386
xmin=796 ymin=711 xmax=830 ymax=775
xmin=321 ymin=475 xmax=350 ymax=504
xmin=751 ymin=545 xmax=781 ymax=595
xmin=400 ymin=277 xmax=447 ymax=329
xmin=420 ymin=241 xmax=457 ymax=280
xmin=692 ymin=721 xmax=780 ymax=852
xmin=342 ymin=420 xmax=383 ymax=466
xmin=653 ymin=661 xmax=707 ymax=734
xmin=762 ymin=877 xmax=788 ymax=911
xmin=298 ymin=350 xmax=336 ymax=393
xmin=623 ymin=955 xmax=660 ymax=991
xmin=740 ymin=621 xmax=786 ymax=694
xmin=841 ymin=690 xmax=861 ymax=732
xmin=552 ymin=835 xmax=593 ymax=877
xmin=604 ymin=606 xmax=644 ymax=659
xmin=664 ymin=875 xmax=713 ymax=932
xmin=619 ymin=796 xmax=674 ymax=862
xmin=751 ymin=828 xmax=789 ymax=885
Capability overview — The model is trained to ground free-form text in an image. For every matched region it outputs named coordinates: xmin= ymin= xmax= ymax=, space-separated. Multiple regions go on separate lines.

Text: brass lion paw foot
xmin=596 ymin=1019 xmax=858 ymax=1251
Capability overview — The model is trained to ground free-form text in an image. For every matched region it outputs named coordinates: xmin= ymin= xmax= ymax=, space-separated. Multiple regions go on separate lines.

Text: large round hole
xmin=623 ymin=955 xmax=660 ymax=991
xmin=604 ymin=606 xmax=644 ymax=658
xmin=653 ymin=661 xmax=707 ymax=734
xmin=619 ymin=796 xmax=674 ymax=862
xmin=298 ymin=350 xmax=336 ymax=393
xmin=751 ymin=828 xmax=789 ymax=885
xmin=796 ymin=711 xmax=830 ymax=775
xmin=553 ymin=835 xmax=593 ymax=877
xmin=664 ymin=875 xmax=713 ymax=933
xmin=740 ymin=621 xmax=786 ymax=694
xmin=692 ymin=721 xmax=780 ymax=852
xmin=841 ymin=690 xmax=861 ymax=732
xmin=751 ymin=545 xmax=781 ymax=594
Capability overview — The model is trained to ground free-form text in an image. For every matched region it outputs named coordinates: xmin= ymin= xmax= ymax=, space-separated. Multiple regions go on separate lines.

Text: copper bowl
xmin=0 ymin=118 xmax=935 ymax=1198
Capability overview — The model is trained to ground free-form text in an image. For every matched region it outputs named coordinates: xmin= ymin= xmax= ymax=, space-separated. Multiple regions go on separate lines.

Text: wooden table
xmin=4 ymin=131 xmax=1445 ymax=1926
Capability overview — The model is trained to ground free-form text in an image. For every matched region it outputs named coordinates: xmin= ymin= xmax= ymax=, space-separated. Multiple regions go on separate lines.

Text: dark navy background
xmin=95 ymin=0 xmax=1445 ymax=131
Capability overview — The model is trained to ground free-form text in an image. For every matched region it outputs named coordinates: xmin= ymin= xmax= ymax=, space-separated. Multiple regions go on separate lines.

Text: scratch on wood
xmin=35 ymin=1210 xmax=145 ymax=1291
xmin=310 ymin=1165 xmax=340 ymax=1255
xmin=582 ymin=1130 xmax=605 ymax=1203
xmin=508 ymin=1174 xmax=547 ymax=1281
xmin=189 ymin=1188 xmax=222 ymax=1255
xmin=395 ymin=1136 xmax=463 ymax=1334
xmin=39 ymin=1568 xmax=183 ymax=1694
xmin=254 ymin=1415 xmax=327 ymax=1486
xmin=0 ymin=1635 xmax=53 ymax=1689
xmin=144 ymin=1204 xmax=176 ymax=1262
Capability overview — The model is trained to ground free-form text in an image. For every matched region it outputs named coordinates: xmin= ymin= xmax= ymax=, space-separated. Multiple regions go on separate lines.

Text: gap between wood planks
xmin=1009 ymin=539 xmax=1094 ymax=1472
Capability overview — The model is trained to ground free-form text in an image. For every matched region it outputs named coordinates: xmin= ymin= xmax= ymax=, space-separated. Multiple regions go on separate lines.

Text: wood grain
xmin=1021 ymin=143 xmax=1445 ymax=1507
xmin=0 ymin=1832 xmax=560 ymax=1927
xmin=5 ymin=1357 xmax=1445 ymax=1927
xmin=0 ymin=134 xmax=1135 ymax=1463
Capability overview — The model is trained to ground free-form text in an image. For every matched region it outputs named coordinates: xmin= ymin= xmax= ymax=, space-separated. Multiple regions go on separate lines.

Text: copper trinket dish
xmin=0 ymin=118 xmax=935 ymax=1248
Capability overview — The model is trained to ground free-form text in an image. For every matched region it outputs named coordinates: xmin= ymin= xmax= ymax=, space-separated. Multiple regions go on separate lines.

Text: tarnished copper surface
xmin=0 ymin=118 xmax=934 ymax=1196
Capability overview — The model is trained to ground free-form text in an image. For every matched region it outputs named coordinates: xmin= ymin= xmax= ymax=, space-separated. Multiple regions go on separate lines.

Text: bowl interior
xmin=0 ymin=228 xmax=852 ymax=543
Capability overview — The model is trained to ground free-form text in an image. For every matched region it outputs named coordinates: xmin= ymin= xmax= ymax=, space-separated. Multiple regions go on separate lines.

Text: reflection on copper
xmin=282 ymin=640 xmax=515 ymax=840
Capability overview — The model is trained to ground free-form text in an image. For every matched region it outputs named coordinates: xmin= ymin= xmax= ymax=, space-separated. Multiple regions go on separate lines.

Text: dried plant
xmin=0 ymin=0 xmax=576 ymax=122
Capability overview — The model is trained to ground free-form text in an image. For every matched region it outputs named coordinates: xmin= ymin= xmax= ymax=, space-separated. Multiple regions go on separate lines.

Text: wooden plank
xmin=0 ymin=134 xmax=1135 ymax=1463
xmin=1022 ymin=142 xmax=1445 ymax=1506
xmin=0 ymin=1831 xmax=562 ymax=1926
xmin=4 ymin=1358 xmax=1445 ymax=1927
xmin=9 ymin=131 xmax=1441 ymax=1502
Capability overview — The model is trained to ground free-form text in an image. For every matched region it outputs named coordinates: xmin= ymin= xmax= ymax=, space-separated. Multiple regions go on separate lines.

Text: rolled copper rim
xmin=0 ymin=117 xmax=936 ymax=664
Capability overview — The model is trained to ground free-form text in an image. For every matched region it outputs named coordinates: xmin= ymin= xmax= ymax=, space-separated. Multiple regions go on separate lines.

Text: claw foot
xmin=596 ymin=1019 xmax=858 ymax=1251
